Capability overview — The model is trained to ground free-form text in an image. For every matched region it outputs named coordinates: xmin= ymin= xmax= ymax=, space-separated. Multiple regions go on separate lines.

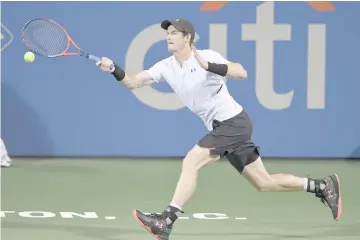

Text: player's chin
xmin=167 ymin=45 xmax=176 ymax=52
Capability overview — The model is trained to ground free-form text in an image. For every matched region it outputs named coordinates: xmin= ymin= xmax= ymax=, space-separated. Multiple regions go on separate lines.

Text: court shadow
xmin=1 ymin=83 xmax=54 ymax=158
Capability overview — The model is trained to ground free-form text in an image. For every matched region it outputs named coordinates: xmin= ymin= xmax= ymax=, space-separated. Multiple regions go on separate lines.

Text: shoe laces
xmin=320 ymin=197 xmax=328 ymax=207
xmin=314 ymin=184 xmax=329 ymax=208
xmin=148 ymin=213 xmax=163 ymax=218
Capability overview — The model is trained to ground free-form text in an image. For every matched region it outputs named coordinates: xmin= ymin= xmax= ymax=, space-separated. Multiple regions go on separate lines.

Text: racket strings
xmin=23 ymin=19 xmax=69 ymax=57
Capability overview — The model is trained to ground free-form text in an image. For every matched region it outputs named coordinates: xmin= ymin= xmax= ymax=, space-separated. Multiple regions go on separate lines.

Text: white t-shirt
xmin=146 ymin=49 xmax=243 ymax=131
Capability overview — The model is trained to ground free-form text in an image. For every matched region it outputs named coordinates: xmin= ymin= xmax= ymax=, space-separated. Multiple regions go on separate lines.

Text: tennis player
xmin=96 ymin=18 xmax=342 ymax=240
xmin=1 ymin=138 xmax=12 ymax=168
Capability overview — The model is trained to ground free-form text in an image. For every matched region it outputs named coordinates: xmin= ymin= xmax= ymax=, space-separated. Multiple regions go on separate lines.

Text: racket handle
xmin=88 ymin=54 xmax=101 ymax=62
xmin=87 ymin=54 xmax=114 ymax=71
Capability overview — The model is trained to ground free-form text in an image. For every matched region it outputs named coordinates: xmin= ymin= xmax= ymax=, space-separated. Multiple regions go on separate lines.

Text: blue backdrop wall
xmin=1 ymin=1 xmax=360 ymax=158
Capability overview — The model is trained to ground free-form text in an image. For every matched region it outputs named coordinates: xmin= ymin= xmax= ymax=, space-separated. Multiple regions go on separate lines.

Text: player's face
xmin=166 ymin=25 xmax=190 ymax=52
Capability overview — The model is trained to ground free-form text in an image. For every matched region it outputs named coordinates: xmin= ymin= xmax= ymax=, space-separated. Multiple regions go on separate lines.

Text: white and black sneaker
xmin=316 ymin=174 xmax=342 ymax=221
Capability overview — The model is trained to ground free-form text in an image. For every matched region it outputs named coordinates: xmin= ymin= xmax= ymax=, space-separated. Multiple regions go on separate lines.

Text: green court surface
xmin=1 ymin=158 xmax=360 ymax=239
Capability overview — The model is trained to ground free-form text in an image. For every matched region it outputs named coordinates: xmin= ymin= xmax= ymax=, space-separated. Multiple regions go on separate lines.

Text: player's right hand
xmin=96 ymin=57 xmax=115 ymax=73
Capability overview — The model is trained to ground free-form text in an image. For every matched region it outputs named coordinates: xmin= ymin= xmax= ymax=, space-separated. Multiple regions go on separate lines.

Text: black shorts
xmin=198 ymin=109 xmax=260 ymax=173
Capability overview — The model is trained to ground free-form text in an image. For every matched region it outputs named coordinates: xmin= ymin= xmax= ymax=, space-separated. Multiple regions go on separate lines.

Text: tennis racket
xmin=22 ymin=18 xmax=102 ymax=63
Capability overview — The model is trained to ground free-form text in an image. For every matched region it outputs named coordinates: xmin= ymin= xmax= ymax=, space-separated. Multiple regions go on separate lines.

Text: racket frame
xmin=22 ymin=18 xmax=100 ymax=62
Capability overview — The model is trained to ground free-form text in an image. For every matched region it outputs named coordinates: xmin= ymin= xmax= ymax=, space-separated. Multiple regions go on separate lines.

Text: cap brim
xmin=161 ymin=20 xmax=184 ymax=31
xmin=161 ymin=20 xmax=173 ymax=30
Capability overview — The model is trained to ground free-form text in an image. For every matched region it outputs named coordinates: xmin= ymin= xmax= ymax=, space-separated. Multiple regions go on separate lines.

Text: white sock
xmin=170 ymin=203 xmax=183 ymax=211
xmin=303 ymin=178 xmax=308 ymax=191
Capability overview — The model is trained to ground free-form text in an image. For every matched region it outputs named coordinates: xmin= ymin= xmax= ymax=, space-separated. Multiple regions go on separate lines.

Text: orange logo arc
xmin=200 ymin=1 xmax=335 ymax=12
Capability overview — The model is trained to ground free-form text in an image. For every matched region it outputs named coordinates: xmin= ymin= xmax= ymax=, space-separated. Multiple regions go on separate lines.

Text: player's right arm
xmin=119 ymin=71 xmax=155 ymax=89
xmin=96 ymin=57 xmax=163 ymax=89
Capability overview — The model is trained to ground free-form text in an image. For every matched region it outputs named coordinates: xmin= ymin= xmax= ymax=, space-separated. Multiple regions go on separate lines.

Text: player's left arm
xmin=193 ymin=47 xmax=247 ymax=79
xmin=223 ymin=62 xmax=247 ymax=79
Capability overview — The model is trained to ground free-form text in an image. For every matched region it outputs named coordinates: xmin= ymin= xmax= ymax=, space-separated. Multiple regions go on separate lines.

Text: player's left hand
xmin=192 ymin=45 xmax=209 ymax=70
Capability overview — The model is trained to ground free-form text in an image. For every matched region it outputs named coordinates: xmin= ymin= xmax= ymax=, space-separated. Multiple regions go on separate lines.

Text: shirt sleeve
xmin=145 ymin=61 xmax=165 ymax=83
xmin=201 ymin=49 xmax=230 ymax=64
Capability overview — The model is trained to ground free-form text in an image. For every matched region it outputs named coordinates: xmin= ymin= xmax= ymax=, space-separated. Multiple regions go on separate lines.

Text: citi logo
xmin=125 ymin=1 xmax=337 ymax=111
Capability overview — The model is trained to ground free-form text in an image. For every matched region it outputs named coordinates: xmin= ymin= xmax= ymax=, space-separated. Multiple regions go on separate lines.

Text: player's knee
xmin=182 ymin=146 xmax=211 ymax=172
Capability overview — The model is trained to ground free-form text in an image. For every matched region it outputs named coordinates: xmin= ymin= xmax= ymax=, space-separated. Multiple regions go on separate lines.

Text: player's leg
xmin=239 ymin=154 xmax=307 ymax=192
xmin=0 ymin=137 xmax=12 ymax=168
xmin=132 ymin=144 xmax=220 ymax=240
xmin=223 ymin=109 xmax=341 ymax=221
xmin=228 ymin=151 xmax=342 ymax=221
xmin=170 ymin=145 xmax=220 ymax=209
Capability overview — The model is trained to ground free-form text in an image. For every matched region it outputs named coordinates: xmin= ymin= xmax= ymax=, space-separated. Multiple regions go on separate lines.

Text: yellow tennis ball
xmin=24 ymin=52 xmax=35 ymax=63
